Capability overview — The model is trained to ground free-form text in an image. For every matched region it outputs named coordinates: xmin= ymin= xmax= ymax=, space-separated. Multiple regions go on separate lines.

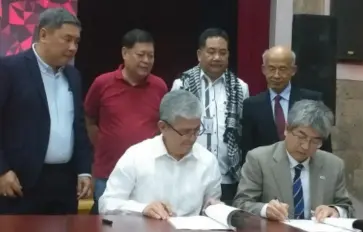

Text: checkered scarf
xmin=178 ymin=65 xmax=245 ymax=180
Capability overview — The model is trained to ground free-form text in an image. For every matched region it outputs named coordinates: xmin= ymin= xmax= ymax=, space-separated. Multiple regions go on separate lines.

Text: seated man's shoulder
xmin=193 ymin=143 xmax=219 ymax=164
xmin=123 ymin=136 xmax=159 ymax=159
xmin=316 ymin=149 xmax=344 ymax=167
xmin=246 ymin=142 xmax=280 ymax=162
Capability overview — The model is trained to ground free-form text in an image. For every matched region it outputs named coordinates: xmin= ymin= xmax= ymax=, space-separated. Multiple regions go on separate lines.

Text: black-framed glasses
xmin=291 ymin=130 xmax=323 ymax=148
xmin=163 ymin=121 xmax=205 ymax=137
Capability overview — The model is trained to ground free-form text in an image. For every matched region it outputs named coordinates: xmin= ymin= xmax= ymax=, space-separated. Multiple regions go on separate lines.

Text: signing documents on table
xmin=283 ymin=218 xmax=360 ymax=232
xmin=168 ymin=204 xmax=239 ymax=230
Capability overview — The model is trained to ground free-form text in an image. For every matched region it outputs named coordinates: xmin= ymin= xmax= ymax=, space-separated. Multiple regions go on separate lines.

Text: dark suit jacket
xmin=241 ymin=87 xmax=332 ymax=163
xmin=0 ymin=49 xmax=92 ymax=189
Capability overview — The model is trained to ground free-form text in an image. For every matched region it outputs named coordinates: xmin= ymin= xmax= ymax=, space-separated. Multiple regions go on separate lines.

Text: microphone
xmin=352 ymin=219 xmax=363 ymax=231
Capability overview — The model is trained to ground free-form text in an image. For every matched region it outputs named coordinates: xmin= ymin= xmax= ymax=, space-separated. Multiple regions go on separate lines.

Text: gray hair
xmin=33 ymin=8 xmax=81 ymax=41
xmin=287 ymin=99 xmax=334 ymax=139
xmin=262 ymin=49 xmax=296 ymax=65
xmin=160 ymin=90 xmax=202 ymax=123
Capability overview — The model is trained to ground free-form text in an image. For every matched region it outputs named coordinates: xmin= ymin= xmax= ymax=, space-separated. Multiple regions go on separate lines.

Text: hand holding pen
xmin=266 ymin=198 xmax=290 ymax=221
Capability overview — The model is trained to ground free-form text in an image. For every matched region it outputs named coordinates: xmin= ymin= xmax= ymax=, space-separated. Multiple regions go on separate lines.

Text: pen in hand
xmin=274 ymin=198 xmax=290 ymax=221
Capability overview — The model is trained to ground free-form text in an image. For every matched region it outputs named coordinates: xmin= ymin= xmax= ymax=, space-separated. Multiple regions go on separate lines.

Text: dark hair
xmin=122 ymin=29 xmax=154 ymax=48
xmin=198 ymin=28 xmax=229 ymax=49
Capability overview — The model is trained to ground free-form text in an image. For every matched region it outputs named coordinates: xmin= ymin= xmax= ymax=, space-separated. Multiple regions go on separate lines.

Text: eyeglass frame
xmin=163 ymin=120 xmax=205 ymax=137
xmin=290 ymin=130 xmax=323 ymax=149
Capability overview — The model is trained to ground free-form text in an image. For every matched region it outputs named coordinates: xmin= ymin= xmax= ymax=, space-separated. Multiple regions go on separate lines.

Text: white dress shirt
xmin=32 ymin=44 xmax=74 ymax=164
xmin=99 ymin=135 xmax=222 ymax=216
xmin=172 ymin=71 xmax=249 ymax=184
xmin=260 ymin=152 xmax=347 ymax=219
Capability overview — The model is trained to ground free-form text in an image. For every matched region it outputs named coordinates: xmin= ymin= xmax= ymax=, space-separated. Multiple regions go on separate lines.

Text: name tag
xmin=203 ymin=117 xmax=213 ymax=134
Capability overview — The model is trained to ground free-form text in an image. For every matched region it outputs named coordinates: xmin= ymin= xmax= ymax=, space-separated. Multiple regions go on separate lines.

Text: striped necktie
xmin=293 ymin=164 xmax=305 ymax=219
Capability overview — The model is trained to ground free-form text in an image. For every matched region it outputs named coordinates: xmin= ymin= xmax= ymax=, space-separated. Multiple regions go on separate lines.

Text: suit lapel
xmin=24 ymin=49 xmax=49 ymax=110
xmin=261 ymin=92 xmax=279 ymax=138
xmin=309 ymin=153 xmax=324 ymax=211
xmin=271 ymin=141 xmax=294 ymax=216
xmin=288 ymin=86 xmax=302 ymax=109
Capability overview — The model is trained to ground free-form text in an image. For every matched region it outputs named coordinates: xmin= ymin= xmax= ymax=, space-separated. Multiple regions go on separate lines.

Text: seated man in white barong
xmin=99 ymin=90 xmax=222 ymax=219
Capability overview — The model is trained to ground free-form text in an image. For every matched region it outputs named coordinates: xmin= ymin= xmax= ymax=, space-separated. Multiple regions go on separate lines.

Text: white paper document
xmin=283 ymin=219 xmax=361 ymax=232
xmin=320 ymin=218 xmax=358 ymax=231
xmin=168 ymin=203 xmax=239 ymax=230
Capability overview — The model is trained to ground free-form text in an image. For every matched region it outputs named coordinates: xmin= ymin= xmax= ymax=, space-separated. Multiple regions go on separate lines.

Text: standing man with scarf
xmin=171 ymin=28 xmax=249 ymax=205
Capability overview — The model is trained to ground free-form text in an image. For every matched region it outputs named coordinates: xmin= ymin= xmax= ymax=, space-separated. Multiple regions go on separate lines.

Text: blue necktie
xmin=293 ymin=164 xmax=304 ymax=219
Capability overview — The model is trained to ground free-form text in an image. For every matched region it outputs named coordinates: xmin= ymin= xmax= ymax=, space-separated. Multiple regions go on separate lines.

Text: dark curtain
xmin=237 ymin=0 xmax=271 ymax=95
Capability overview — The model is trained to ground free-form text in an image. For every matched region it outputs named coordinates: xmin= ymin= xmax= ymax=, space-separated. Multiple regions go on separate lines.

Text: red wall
xmin=0 ymin=0 xmax=78 ymax=56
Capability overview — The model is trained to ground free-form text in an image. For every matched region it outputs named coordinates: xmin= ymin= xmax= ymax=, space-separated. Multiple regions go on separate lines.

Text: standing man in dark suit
xmin=0 ymin=8 xmax=92 ymax=214
xmin=241 ymin=46 xmax=332 ymax=162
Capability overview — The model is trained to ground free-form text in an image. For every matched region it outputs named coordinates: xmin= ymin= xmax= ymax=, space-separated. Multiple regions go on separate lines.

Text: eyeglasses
xmin=164 ymin=121 xmax=205 ymax=137
xmin=291 ymin=130 xmax=323 ymax=148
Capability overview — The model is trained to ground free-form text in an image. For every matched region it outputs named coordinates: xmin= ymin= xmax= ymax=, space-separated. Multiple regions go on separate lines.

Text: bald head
xmin=261 ymin=46 xmax=297 ymax=93
xmin=262 ymin=46 xmax=296 ymax=65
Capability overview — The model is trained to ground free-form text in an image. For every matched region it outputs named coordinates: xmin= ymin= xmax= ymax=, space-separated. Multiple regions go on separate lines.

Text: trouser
xmin=0 ymin=163 xmax=78 ymax=214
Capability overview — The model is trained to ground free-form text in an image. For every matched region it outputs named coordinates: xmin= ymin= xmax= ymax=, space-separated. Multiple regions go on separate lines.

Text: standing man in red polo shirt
xmin=84 ymin=29 xmax=167 ymax=202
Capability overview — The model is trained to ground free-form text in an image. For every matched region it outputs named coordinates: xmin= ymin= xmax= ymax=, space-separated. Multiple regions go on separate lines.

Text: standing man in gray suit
xmin=233 ymin=100 xmax=354 ymax=221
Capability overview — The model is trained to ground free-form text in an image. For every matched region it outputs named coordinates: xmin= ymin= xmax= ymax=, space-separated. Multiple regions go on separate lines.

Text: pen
xmin=102 ymin=218 xmax=113 ymax=226
xmin=274 ymin=197 xmax=290 ymax=221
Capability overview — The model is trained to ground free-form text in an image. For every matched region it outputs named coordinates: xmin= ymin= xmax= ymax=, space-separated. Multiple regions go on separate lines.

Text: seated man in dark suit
xmin=234 ymin=100 xmax=354 ymax=221
xmin=241 ymin=46 xmax=332 ymax=163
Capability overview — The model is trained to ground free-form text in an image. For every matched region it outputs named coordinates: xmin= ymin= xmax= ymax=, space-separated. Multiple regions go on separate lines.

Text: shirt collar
xmin=32 ymin=43 xmax=64 ymax=74
xmin=200 ymin=69 xmax=225 ymax=84
xmin=115 ymin=64 xmax=150 ymax=86
xmin=286 ymin=150 xmax=310 ymax=170
xmin=153 ymin=135 xmax=199 ymax=161
xmin=269 ymin=82 xmax=291 ymax=102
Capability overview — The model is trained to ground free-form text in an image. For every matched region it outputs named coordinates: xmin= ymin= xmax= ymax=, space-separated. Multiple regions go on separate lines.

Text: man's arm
xmin=203 ymin=157 xmax=222 ymax=206
xmin=232 ymin=151 xmax=265 ymax=215
xmin=84 ymin=77 xmax=102 ymax=146
xmin=0 ymin=57 xmax=11 ymax=175
xmin=98 ymin=149 xmax=147 ymax=214
xmin=85 ymin=116 xmax=98 ymax=146
xmin=331 ymin=160 xmax=355 ymax=218
xmin=73 ymin=71 xmax=92 ymax=175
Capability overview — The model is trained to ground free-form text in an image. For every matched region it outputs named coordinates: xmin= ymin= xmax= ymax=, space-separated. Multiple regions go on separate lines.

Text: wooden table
xmin=0 ymin=214 xmax=304 ymax=232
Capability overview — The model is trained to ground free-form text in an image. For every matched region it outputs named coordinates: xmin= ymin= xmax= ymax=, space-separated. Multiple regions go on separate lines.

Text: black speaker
xmin=291 ymin=14 xmax=337 ymax=117
xmin=331 ymin=0 xmax=363 ymax=61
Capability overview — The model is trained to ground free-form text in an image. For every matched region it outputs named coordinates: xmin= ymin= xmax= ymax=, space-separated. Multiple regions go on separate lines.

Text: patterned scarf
xmin=178 ymin=65 xmax=245 ymax=180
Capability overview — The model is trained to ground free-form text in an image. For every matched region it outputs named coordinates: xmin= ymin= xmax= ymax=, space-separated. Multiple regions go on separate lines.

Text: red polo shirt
xmin=84 ymin=65 xmax=168 ymax=178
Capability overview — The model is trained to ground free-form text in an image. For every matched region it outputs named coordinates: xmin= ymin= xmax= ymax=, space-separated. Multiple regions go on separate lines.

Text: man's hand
xmin=205 ymin=198 xmax=224 ymax=208
xmin=77 ymin=176 xmax=92 ymax=199
xmin=315 ymin=205 xmax=339 ymax=222
xmin=0 ymin=171 xmax=23 ymax=197
xmin=142 ymin=201 xmax=174 ymax=220
xmin=266 ymin=199 xmax=289 ymax=221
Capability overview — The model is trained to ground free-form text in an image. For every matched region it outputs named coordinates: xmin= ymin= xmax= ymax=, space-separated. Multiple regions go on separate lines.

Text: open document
xmin=283 ymin=218 xmax=361 ymax=232
xmin=168 ymin=204 xmax=241 ymax=230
